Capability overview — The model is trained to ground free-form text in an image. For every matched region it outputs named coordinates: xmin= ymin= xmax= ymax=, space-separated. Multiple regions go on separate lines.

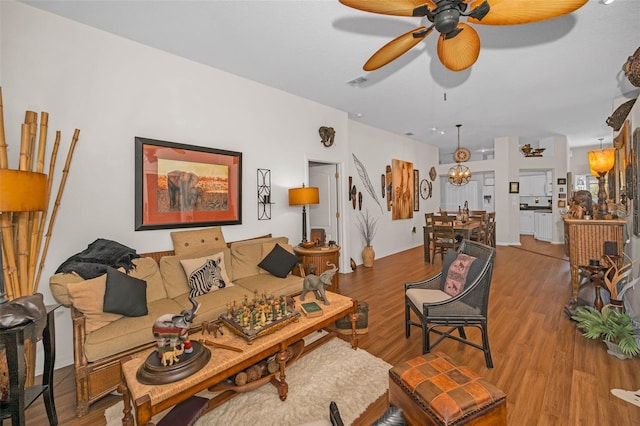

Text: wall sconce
xmin=588 ymin=138 xmax=616 ymax=218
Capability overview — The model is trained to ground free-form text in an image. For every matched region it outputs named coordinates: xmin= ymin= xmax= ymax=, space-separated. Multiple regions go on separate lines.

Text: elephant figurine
xmin=300 ymin=262 xmax=338 ymax=305
xmin=153 ymin=297 xmax=200 ymax=361
xmin=161 ymin=343 xmax=185 ymax=366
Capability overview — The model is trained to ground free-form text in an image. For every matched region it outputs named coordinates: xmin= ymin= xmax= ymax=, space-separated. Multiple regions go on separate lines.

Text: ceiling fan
xmin=339 ymin=0 xmax=588 ymax=71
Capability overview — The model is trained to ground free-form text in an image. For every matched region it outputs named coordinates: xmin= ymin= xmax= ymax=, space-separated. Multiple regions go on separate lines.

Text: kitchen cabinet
xmin=520 ymin=210 xmax=534 ymax=235
xmin=519 ymin=175 xmax=549 ymax=196
xmin=534 ymin=211 xmax=552 ymax=241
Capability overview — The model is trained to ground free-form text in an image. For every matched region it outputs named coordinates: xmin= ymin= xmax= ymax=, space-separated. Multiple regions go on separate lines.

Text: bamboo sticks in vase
xmin=0 ymin=87 xmax=80 ymax=301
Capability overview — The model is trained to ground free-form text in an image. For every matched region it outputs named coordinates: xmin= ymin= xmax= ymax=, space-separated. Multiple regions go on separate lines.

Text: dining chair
xmin=424 ymin=213 xmax=434 ymax=263
xmin=470 ymin=213 xmax=488 ymax=244
xmin=431 ymin=214 xmax=459 ymax=262
xmin=404 ymin=240 xmax=497 ymax=368
xmin=487 ymin=212 xmax=496 ymax=247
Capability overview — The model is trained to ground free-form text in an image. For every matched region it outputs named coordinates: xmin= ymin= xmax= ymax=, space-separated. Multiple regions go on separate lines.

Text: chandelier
xmin=448 ymin=124 xmax=471 ymax=186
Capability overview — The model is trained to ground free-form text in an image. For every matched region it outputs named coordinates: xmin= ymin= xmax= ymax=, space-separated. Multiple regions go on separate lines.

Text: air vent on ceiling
xmin=346 ymin=76 xmax=368 ymax=87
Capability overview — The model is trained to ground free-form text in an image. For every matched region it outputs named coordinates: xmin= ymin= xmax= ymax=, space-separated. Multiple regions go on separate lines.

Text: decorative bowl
xmin=301 ymin=241 xmax=316 ymax=249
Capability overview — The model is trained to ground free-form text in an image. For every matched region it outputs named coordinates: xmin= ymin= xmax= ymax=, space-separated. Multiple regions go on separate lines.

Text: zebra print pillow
xmin=180 ymin=252 xmax=233 ymax=298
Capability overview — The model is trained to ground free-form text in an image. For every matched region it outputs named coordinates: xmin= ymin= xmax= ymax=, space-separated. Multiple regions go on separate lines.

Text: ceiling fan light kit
xmin=339 ymin=0 xmax=588 ymax=72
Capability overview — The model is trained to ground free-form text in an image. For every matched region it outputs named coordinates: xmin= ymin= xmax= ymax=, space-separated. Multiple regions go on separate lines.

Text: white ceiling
xmin=21 ymin=0 xmax=640 ymax=162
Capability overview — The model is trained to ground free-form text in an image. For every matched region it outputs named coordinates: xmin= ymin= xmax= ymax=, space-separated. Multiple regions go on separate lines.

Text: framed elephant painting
xmin=135 ymin=137 xmax=242 ymax=230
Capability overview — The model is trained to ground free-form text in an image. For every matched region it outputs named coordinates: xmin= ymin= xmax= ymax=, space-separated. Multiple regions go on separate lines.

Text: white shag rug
xmin=105 ymin=337 xmax=391 ymax=426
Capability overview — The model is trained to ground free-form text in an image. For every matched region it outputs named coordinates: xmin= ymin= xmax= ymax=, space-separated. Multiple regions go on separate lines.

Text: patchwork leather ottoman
xmin=389 ymin=352 xmax=506 ymax=425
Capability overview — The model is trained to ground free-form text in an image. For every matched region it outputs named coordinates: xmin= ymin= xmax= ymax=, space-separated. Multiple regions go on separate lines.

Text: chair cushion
xmin=440 ymin=251 xmax=483 ymax=295
xmin=406 ymin=289 xmax=451 ymax=307
xmin=442 ymin=253 xmax=477 ymax=297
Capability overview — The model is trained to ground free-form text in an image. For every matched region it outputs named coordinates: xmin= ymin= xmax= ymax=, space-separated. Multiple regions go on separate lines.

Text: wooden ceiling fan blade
xmin=468 ymin=0 xmax=587 ymax=25
xmin=364 ymin=26 xmax=431 ymax=71
xmin=437 ymin=23 xmax=480 ymax=71
xmin=339 ymin=0 xmax=436 ymax=17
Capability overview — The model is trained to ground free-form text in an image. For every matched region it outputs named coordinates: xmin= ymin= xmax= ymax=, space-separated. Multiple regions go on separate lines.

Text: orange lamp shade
xmin=0 ymin=169 xmax=48 ymax=211
xmin=588 ymin=148 xmax=616 ymax=175
xmin=288 ymin=187 xmax=319 ymax=206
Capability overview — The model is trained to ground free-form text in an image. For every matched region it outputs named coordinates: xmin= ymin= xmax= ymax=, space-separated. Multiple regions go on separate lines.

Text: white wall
xmin=347 ymin=121 xmax=440 ymax=263
xmin=0 ymin=2 xmax=437 ymax=370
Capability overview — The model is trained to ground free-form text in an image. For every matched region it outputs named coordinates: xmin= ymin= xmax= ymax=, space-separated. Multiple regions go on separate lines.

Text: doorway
xmin=308 ymin=162 xmax=340 ymax=245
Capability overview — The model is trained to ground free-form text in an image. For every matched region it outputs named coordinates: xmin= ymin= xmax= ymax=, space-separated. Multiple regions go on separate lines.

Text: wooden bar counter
xmin=563 ymin=218 xmax=626 ymax=311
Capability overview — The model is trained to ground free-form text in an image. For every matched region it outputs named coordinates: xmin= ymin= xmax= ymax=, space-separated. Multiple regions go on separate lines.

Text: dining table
xmin=423 ymin=219 xmax=481 ymax=263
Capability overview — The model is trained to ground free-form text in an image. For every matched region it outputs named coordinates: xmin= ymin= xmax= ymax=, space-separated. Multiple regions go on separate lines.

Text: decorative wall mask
xmin=624 ymin=46 xmax=640 ymax=87
xmin=607 ymin=99 xmax=636 ymax=131
xmin=319 ymin=126 xmax=335 ymax=147
xmin=385 ymin=165 xmax=392 ymax=211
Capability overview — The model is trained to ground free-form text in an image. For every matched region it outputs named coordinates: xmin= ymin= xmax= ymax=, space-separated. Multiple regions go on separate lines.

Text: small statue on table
xmin=152 ymin=297 xmax=200 ymax=366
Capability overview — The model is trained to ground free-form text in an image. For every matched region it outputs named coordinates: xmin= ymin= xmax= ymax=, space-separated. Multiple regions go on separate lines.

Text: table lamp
xmin=288 ymin=184 xmax=319 ymax=246
xmin=0 ymin=169 xmax=48 ymax=303
xmin=588 ymin=139 xmax=615 ymax=219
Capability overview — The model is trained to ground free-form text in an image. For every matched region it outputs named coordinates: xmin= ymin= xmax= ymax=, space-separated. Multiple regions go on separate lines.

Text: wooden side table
xmin=293 ymin=245 xmax=340 ymax=293
xmin=0 ymin=303 xmax=59 ymax=426
xmin=563 ymin=218 xmax=625 ymax=314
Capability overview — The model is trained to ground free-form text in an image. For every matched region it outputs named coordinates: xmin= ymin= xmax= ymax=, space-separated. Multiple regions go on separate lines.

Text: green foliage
xmin=572 ymin=306 xmax=640 ymax=357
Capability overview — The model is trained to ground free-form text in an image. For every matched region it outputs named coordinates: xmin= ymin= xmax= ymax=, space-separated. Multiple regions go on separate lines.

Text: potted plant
xmin=572 ymin=305 xmax=640 ymax=359
xmin=356 ymin=210 xmax=377 ymax=267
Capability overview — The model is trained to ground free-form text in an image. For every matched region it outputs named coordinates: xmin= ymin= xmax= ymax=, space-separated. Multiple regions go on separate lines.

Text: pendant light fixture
xmin=448 ymin=124 xmax=471 ymax=186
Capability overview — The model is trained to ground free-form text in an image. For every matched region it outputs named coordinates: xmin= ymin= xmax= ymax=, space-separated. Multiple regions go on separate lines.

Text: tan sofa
xmin=49 ymin=229 xmax=304 ymax=417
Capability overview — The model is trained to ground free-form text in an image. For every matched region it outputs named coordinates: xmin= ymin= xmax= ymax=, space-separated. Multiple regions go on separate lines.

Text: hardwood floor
xmin=21 ymin=240 xmax=640 ymax=425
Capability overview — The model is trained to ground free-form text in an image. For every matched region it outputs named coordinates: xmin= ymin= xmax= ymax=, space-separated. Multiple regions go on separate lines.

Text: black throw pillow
xmin=258 ymin=244 xmax=300 ymax=278
xmin=103 ymin=267 xmax=148 ymax=317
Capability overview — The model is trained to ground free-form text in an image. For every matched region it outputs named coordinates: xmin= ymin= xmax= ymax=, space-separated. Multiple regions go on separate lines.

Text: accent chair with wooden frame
xmin=404 ymin=240 xmax=497 ymax=368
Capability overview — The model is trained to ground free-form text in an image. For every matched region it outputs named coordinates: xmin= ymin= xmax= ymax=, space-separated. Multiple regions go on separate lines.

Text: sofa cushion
xmin=49 ymin=272 xmax=85 ymax=307
xmin=66 ymin=274 xmax=123 ymax=333
xmin=171 ymin=227 xmax=227 ymax=257
xmin=83 ymin=298 xmax=184 ymax=362
xmin=159 ymin=247 xmax=233 ymax=299
xmin=258 ymin=244 xmax=300 ymax=278
xmin=103 ymin=268 xmax=148 ymax=317
xmin=259 ymin=242 xmax=295 ymax=274
xmin=180 ymin=252 xmax=234 ymax=297
xmin=233 ymin=274 xmax=303 ymax=298
xmin=130 ymin=257 xmax=167 ymax=303
xmin=230 ymin=236 xmax=288 ymax=280
xmin=49 ymin=256 xmax=166 ymax=309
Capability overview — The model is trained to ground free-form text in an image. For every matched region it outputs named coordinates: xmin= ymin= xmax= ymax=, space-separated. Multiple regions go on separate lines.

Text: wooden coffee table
xmin=119 ymin=292 xmax=358 ymax=426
